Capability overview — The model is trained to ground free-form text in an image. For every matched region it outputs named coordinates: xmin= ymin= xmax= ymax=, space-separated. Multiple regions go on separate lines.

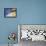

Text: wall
xmin=19 ymin=0 xmax=46 ymax=24
xmin=0 ymin=0 xmax=19 ymax=44
xmin=0 ymin=0 xmax=46 ymax=44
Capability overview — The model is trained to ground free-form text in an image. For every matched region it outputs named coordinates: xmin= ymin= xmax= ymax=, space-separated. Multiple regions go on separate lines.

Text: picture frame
xmin=4 ymin=8 xmax=17 ymax=18
xmin=18 ymin=24 xmax=46 ymax=42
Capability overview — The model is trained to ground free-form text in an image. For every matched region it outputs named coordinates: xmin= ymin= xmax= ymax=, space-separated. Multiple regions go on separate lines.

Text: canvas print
xmin=18 ymin=25 xmax=46 ymax=41
xmin=18 ymin=25 xmax=46 ymax=46
xmin=4 ymin=8 xmax=17 ymax=18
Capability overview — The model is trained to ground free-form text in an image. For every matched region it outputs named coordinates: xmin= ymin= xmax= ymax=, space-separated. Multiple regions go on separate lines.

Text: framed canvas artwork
xmin=4 ymin=8 xmax=17 ymax=18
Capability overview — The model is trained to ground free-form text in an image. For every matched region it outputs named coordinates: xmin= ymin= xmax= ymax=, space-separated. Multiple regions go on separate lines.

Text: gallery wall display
xmin=4 ymin=8 xmax=17 ymax=18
